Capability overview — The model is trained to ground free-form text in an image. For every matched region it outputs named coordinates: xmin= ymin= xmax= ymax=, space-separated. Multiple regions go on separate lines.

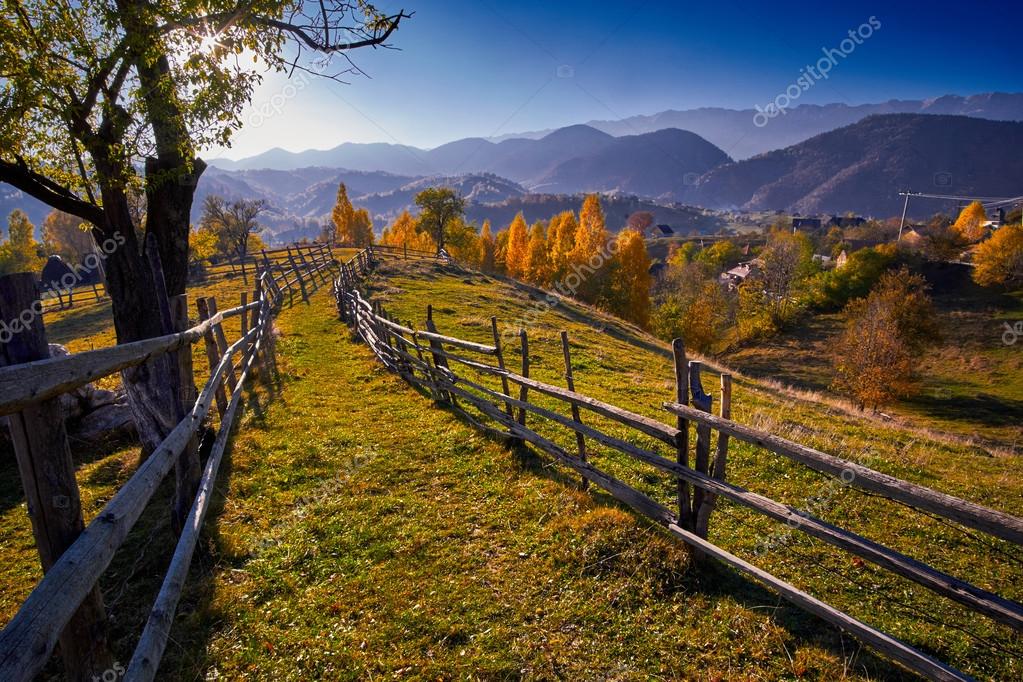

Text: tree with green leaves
xmin=0 ymin=2 xmax=409 ymax=459
xmin=414 ymin=187 xmax=465 ymax=254
xmin=199 ymin=195 xmax=268 ymax=263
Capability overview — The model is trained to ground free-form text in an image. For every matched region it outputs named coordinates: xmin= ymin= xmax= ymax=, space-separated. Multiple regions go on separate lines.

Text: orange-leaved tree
xmin=381 ymin=210 xmax=434 ymax=252
xmin=479 ymin=220 xmax=497 ymax=273
xmin=831 ymin=268 xmax=939 ymax=410
xmin=973 ymin=224 xmax=1023 ymax=288
xmin=547 ymin=210 xmax=578 ymax=282
xmin=332 ymin=183 xmax=374 ymax=247
xmin=504 ymin=212 xmax=529 ymax=279
xmin=953 ymin=201 xmax=988 ymax=243
xmin=567 ymin=194 xmax=610 ymax=303
xmin=523 ymin=221 xmax=550 ymax=285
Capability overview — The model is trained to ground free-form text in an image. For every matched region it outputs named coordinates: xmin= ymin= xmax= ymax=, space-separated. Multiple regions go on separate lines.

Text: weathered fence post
xmin=490 ymin=317 xmax=515 ymax=427
xmin=0 ymin=273 xmax=112 ymax=681
xmin=688 ymin=361 xmax=713 ymax=558
xmin=424 ymin=304 xmax=451 ymax=403
xmin=560 ymin=330 xmax=588 ymax=489
xmin=671 ymin=338 xmax=692 ymax=530
xmin=286 ymin=246 xmax=309 ymax=303
xmin=696 ymin=373 xmax=731 ymax=538
xmin=206 ymin=298 xmax=238 ymax=395
xmin=196 ymin=297 xmax=229 ymax=417
xmin=517 ymin=329 xmax=530 ymax=430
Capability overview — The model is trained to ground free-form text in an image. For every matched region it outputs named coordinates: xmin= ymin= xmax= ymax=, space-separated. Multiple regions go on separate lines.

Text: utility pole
xmin=897 ymin=191 xmax=913 ymax=241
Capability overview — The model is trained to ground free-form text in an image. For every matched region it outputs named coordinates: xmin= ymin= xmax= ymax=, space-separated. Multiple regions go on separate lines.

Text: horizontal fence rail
xmin=331 ymin=249 xmax=1023 ymax=682
xmin=0 ymin=241 xmax=340 ymax=681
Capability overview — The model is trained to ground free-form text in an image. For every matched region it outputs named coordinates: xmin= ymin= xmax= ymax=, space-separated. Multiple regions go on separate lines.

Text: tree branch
xmin=0 ymin=157 xmax=105 ymax=226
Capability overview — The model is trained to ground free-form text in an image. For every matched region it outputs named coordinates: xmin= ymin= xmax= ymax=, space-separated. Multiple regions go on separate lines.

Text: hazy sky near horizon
xmin=210 ymin=0 xmax=1023 ymax=160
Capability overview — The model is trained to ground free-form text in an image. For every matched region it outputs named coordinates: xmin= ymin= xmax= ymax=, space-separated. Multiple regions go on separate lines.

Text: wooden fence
xmin=0 ymin=244 xmax=338 ymax=681
xmin=333 ymin=248 xmax=1023 ymax=682
xmin=38 ymin=242 xmax=337 ymax=314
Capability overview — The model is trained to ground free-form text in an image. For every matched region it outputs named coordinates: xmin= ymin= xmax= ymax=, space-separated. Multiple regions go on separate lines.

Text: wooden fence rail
xmin=331 ymin=248 xmax=1023 ymax=682
xmin=0 ymin=243 xmax=337 ymax=681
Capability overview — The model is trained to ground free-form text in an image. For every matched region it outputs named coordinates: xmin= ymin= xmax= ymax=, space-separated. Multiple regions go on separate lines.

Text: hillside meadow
xmin=0 ymin=257 xmax=1019 ymax=679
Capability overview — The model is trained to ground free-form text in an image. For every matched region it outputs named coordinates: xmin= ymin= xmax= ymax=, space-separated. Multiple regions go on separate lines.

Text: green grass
xmin=2 ymin=258 xmax=1021 ymax=679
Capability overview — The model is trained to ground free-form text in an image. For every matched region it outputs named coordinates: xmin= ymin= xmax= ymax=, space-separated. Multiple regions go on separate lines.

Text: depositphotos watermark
xmin=502 ymin=237 xmax=620 ymax=340
xmin=753 ymin=468 xmax=856 ymax=556
xmin=753 ymin=16 xmax=882 ymax=128
xmin=0 ymin=231 xmax=126 ymax=345
xmin=1003 ymin=321 xmax=1023 ymax=346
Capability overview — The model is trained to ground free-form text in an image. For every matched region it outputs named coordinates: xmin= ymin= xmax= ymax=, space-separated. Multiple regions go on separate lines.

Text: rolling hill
xmin=686 ymin=114 xmax=1023 ymax=217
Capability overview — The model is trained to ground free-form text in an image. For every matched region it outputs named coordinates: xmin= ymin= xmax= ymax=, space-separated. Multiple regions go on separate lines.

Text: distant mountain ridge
xmin=686 ymin=113 xmax=1023 ymax=217
xmin=211 ymin=92 xmax=1023 ymax=171
xmin=490 ymin=92 xmax=1023 ymax=159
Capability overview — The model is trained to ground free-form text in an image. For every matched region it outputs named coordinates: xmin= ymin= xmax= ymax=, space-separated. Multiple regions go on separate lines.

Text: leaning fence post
xmin=689 ymin=361 xmax=713 ymax=542
xmin=196 ymin=297 xmax=229 ymax=417
xmin=696 ymin=373 xmax=731 ymax=538
xmin=490 ymin=317 xmax=515 ymax=427
xmin=517 ymin=329 xmax=530 ymax=430
xmin=287 ymin=246 xmax=309 ymax=303
xmin=0 ymin=273 xmax=113 ymax=680
xmin=424 ymin=304 xmax=451 ymax=403
xmin=671 ymin=338 xmax=692 ymax=530
xmin=206 ymin=297 xmax=238 ymax=395
xmin=169 ymin=293 xmax=201 ymax=537
xmin=560 ymin=330 xmax=588 ymax=489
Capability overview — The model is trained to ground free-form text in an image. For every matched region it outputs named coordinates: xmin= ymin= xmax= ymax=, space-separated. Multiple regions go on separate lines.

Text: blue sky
xmin=211 ymin=0 xmax=1023 ymax=159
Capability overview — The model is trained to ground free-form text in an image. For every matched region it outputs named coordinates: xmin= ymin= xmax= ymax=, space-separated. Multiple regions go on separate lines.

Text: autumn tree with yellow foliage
xmin=973 ymin=224 xmax=1023 ymax=289
xmin=547 ymin=210 xmax=578 ymax=281
xmin=953 ymin=201 xmax=988 ymax=243
xmin=332 ymin=183 xmax=374 ymax=247
xmin=568 ymin=194 xmax=611 ymax=303
xmin=504 ymin=212 xmax=529 ymax=279
xmin=479 ymin=221 xmax=497 ymax=273
xmin=523 ymin=222 xmax=551 ymax=285
xmin=381 ymin=211 xmax=435 ymax=252
xmin=607 ymin=228 xmax=652 ymax=327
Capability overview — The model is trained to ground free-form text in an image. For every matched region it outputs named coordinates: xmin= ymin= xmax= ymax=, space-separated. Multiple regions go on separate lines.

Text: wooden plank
xmin=386 ymin=338 xmax=972 ymax=681
xmin=0 ymin=274 xmax=112 ymax=681
xmin=126 ymin=316 xmax=265 ymax=681
xmin=663 ymin=522 xmax=972 ymax=682
xmin=415 ymin=329 xmax=497 ymax=355
xmin=0 ymin=308 xmax=243 ymax=417
xmin=0 ymin=327 xmax=254 ymax=682
xmin=444 ymin=372 xmax=1023 ymax=631
xmin=508 ymin=372 xmax=680 ymax=446
xmin=662 ymin=402 xmax=1023 ymax=546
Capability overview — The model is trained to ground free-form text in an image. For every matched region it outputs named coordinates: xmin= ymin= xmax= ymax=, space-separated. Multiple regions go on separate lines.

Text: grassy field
xmin=2 ymin=258 xmax=1021 ymax=679
xmin=721 ymin=263 xmax=1023 ymax=451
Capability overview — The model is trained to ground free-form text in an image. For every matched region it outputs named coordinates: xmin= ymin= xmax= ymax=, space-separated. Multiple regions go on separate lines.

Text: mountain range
xmin=686 ymin=114 xmax=1023 ymax=216
xmin=212 ymin=92 xmax=1023 ymax=171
